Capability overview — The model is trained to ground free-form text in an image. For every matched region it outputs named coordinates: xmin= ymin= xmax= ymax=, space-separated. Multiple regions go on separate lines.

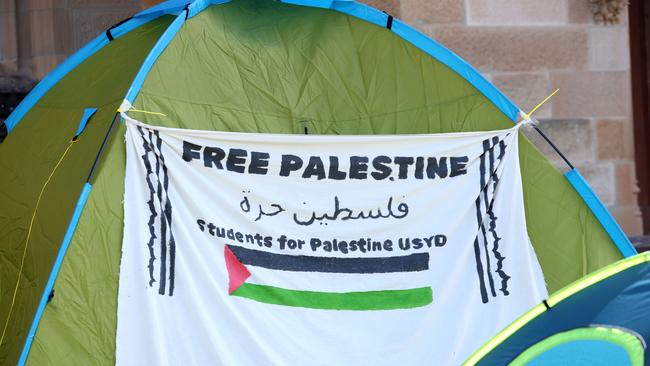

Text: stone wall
xmin=0 ymin=0 xmax=642 ymax=234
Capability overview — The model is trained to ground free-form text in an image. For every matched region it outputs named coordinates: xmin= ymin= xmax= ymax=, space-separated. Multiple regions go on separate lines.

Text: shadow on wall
xmin=630 ymin=236 xmax=650 ymax=252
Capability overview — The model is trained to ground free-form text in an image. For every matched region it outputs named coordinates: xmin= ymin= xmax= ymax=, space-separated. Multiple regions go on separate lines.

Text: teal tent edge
xmin=565 ymin=169 xmax=637 ymax=257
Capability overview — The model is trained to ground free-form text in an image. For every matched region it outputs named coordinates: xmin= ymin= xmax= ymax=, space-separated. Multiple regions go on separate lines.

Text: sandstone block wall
xmin=401 ymin=0 xmax=641 ymax=235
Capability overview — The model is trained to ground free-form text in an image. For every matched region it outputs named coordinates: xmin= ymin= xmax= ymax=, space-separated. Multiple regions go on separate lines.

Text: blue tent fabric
xmin=513 ymin=327 xmax=646 ymax=366
xmin=473 ymin=254 xmax=650 ymax=365
xmin=525 ymin=338 xmax=638 ymax=366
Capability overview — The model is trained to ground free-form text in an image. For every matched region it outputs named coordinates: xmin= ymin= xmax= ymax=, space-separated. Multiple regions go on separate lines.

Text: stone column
xmin=0 ymin=0 xmax=18 ymax=73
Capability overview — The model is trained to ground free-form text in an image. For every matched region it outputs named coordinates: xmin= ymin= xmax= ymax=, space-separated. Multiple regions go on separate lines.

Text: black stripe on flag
xmin=138 ymin=126 xmax=176 ymax=297
xmin=227 ymin=245 xmax=429 ymax=274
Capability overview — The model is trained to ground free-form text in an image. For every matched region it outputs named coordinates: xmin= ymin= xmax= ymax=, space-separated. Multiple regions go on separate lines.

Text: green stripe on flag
xmin=232 ymin=284 xmax=433 ymax=311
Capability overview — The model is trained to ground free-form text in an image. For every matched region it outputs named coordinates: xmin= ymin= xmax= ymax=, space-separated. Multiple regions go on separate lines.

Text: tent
xmin=465 ymin=252 xmax=650 ymax=365
xmin=0 ymin=0 xmax=638 ymax=364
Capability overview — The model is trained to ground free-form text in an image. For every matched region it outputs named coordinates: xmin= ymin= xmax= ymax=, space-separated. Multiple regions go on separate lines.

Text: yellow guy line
xmin=0 ymin=139 xmax=76 ymax=347
xmin=117 ymin=107 xmax=167 ymax=117
xmin=522 ymin=88 xmax=559 ymax=121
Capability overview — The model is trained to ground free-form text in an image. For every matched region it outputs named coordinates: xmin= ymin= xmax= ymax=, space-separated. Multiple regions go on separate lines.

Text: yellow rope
xmin=117 ymin=107 xmax=167 ymax=117
xmin=0 ymin=139 xmax=76 ymax=347
xmin=523 ymin=88 xmax=559 ymax=120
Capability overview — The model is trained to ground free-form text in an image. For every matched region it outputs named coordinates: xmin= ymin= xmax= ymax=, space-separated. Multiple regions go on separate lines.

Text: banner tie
xmin=521 ymin=88 xmax=559 ymax=122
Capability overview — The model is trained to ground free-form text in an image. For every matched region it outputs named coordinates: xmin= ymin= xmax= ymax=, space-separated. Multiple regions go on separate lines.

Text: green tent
xmin=0 ymin=0 xmax=637 ymax=364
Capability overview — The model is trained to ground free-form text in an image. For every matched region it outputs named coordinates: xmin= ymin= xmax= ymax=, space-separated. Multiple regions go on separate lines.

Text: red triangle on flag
xmin=224 ymin=245 xmax=251 ymax=294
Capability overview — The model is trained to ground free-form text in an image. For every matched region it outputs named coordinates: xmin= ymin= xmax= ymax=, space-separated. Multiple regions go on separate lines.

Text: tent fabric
xmin=467 ymin=252 xmax=650 ymax=365
xmin=18 ymin=182 xmax=93 ymax=366
xmin=3 ymin=14 xmax=168 ymax=134
xmin=26 ymin=128 xmax=127 ymax=365
xmin=565 ymin=169 xmax=637 ymax=257
xmin=0 ymin=18 xmax=172 ymax=365
xmin=510 ymin=327 xmax=645 ymax=366
xmin=124 ymin=11 xmax=188 ymax=103
xmin=0 ymin=0 xmax=635 ymax=364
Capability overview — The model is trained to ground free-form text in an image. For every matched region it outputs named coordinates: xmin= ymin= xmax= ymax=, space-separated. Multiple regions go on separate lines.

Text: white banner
xmin=117 ymin=116 xmax=547 ymax=366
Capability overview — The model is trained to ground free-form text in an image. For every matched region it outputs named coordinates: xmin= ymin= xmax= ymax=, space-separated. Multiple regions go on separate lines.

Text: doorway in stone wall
xmin=629 ymin=0 xmax=650 ymax=248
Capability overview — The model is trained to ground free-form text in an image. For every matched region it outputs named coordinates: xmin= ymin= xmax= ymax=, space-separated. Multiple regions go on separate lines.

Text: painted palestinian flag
xmin=224 ymin=244 xmax=433 ymax=311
